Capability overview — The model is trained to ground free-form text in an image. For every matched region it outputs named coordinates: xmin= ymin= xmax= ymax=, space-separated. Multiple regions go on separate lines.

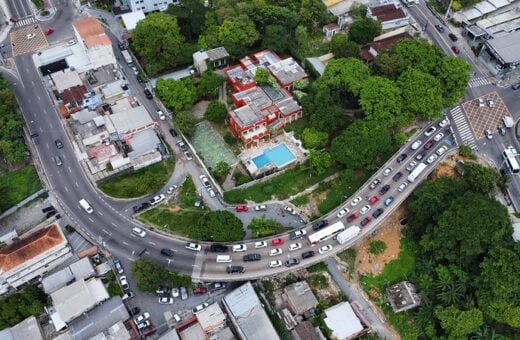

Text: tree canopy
xmin=194 ymin=210 xmax=245 ymax=241
xmin=397 ymin=68 xmax=443 ymax=121
xmin=0 ymin=285 xmax=46 ymax=329
xmin=156 ymin=78 xmax=197 ymax=112
xmin=248 ymin=215 xmax=285 ymax=237
xmin=195 ymin=71 xmax=225 ymax=100
xmin=348 ymin=18 xmax=382 ymax=45
xmin=0 ymin=75 xmax=26 ymax=168
xmin=204 ymin=101 xmax=228 ymax=123
xmin=174 ymin=111 xmax=198 ymax=136
xmin=131 ymin=259 xmax=191 ymax=292
xmin=360 ymin=76 xmax=403 ymax=127
xmin=330 ymin=33 xmax=360 ymax=58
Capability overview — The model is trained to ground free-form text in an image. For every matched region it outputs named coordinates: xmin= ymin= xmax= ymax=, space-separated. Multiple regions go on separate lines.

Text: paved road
xmin=3 ymin=0 xmax=33 ymax=20
xmin=325 ymin=258 xmax=396 ymax=340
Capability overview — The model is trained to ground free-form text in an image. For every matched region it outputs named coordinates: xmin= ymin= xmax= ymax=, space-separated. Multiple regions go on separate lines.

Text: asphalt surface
xmin=4 ymin=0 xmax=32 ymax=20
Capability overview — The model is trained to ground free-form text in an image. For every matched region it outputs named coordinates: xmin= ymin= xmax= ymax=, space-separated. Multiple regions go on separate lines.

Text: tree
xmin=299 ymin=0 xmax=329 ymax=32
xmin=174 ymin=111 xmax=198 ymax=136
xmin=308 ymin=150 xmax=332 ymax=175
xmin=132 ymin=13 xmax=185 ymax=75
xmin=397 ymin=68 xmax=443 ymax=121
xmin=300 ymin=88 xmax=347 ymax=134
xmin=156 ymin=78 xmax=197 ymax=112
xmin=204 ymin=101 xmax=228 ymax=122
xmin=250 ymin=5 xmax=300 ymax=32
xmin=317 ymin=58 xmax=371 ymax=97
xmin=331 ymin=34 xmax=360 ymax=58
xmin=195 ymin=71 xmax=225 ymax=100
xmin=213 ymin=161 xmax=231 ymax=182
xmin=131 ymin=259 xmax=171 ymax=292
xmin=194 ymin=210 xmax=245 ymax=241
xmin=368 ymin=240 xmax=387 ymax=255
xmin=301 ymin=128 xmax=328 ymax=149
xmin=435 ymin=305 xmax=484 ymax=338
xmin=435 ymin=55 xmax=472 ymax=106
xmin=262 ymin=25 xmax=291 ymax=53
xmin=350 ymin=3 xmax=367 ymax=17
xmin=348 ymin=18 xmax=382 ymax=45
xmin=331 ymin=119 xmax=394 ymax=170
xmin=254 ymin=67 xmax=271 ymax=85
xmin=248 ymin=215 xmax=285 ymax=237
xmin=393 ymin=38 xmax=443 ymax=75
xmin=360 ymin=76 xmax=404 ymax=127
xmin=217 ymin=16 xmax=260 ymax=57
xmin=462 ymin=163 xmax=498 ymax=195
xmin=166 ymin=0 xmax=207 ymax=41
xmin=371 ymin=51 xmax=407 ymax=79
xmin=0 ymin=285 xmax=46 ymax=329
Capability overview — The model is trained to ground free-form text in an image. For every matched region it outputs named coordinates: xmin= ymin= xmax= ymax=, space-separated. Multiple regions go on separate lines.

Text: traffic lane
xmin=5 ymin=0 xmax=30 ymax=19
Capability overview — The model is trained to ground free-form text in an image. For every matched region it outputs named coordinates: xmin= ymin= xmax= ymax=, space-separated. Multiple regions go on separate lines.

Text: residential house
xmin=291 ymin=321 xmax=322 ymax=340
xmin=324 ymin=302 xmax=366 ymax=339
xmin=128 ymin=0 xmax=178 ymax=13
xmin=386 ymin=281 xmax=421 ymax=313
xmin=193 ymin=47 xmax=230 ymax=74
xmin=72 ymin=17 xmax=116 ymax=69
xmin=360 ymin=27 xmax=415 ymax=62
xmin=196 ymin=303 xmax=227 ymax=334
xmin=284 ymin=281 xmax=319 ymax=316
xmin=323 ymin=23 xmax=340 ymax=38
xmin=367 ymin=1 xmax=412 ymax=31
xmin=0 ymin=316 xmax=44 ymax=340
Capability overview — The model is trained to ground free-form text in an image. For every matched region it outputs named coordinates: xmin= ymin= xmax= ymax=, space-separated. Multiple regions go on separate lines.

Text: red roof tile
xmin=370 ymin=4 xmax=407 ymax=22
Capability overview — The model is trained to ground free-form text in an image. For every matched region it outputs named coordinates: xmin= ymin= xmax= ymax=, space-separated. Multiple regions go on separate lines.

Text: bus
xmin=308 ymin=221 xmax=346 ymax=245
xmin=503 ymin=146 xmax=520 ymax=174
xmin=407 ymin=162 xmax=428 ymax=183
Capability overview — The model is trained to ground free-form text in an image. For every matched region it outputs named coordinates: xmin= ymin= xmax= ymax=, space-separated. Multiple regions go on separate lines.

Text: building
xmin=305 ymin=53 xmax=335 ymax=76
xmin=72 ymin=17 xmax=116 ymax=69
xmin=0 ymin=223 xmax=72 ymax=291
xmin=454 ymin=0 xmax=516 ymax=26
xmin=42 ymin=257 xmax=95 ymax=294
xmin=120 ymin=10 xmax=146 ymax=31
xmin=360 ymin=26 xmax=416 ymax=62
xmin=267 ymin=57 xmax=308 ymax=91
xmin=109 ymin=105 xmax=157 ymax=139
xmin=323 ymin=23 xmax=340 ymax=38
xmin=284 ymin=281 xmax=319 ymax=316
xmin=128 ymin=0 xmax=178 ymax=13
xmin=193 ymin=47 xmax=230 ymax=73
xmin=291 ymin=321 xmax=322 ymax=340
xmin=324 ymin=302 xmax=365 ymax=339
xmin=222 ymin=282 xmax=280 ymax=340
xmin=196 ymin=303 xmax=227 ymax=334
xmin=0 ymin=316 xmax=45 ymax=340
xmin=386 ymin=281 xmax=421 ymax=313
xmin=479 ymin=30 xmax=520 ymax=76
xmin=367 ymin=1 xmax=411 ymax=31
xmin=50 ymin=277 xmax=110 ymax=326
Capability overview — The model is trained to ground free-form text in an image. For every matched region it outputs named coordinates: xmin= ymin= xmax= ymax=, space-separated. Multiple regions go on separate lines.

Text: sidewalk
xmin=86 ymin=7 xmax=126 ymax=41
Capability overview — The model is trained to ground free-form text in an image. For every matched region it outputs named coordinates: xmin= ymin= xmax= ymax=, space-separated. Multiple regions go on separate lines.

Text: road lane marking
xmin=98 ymin=211 xmax=104 ymax=216
xmin=111 ymin=222 xmax=117 ymax=227
xmin=102 ymin=229 xmax=110 ymax=234
xmin=64 ymin=186 xmax=69 ymax=192
xmin=75 ymin=181 xmax=79 ymax=187
xmin=148 ymin=241 xmax=156 ymax=246
xmin=88 ymin=217 xmax=94 ymax=222
xmin=122 ymin=241 xmax=129 ymax=246
xmin=68 ymin=167 xmax=72 ymax=173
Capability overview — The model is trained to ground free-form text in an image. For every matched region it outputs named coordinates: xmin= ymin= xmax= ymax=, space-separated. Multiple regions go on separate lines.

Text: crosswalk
xmin=468 ymin=77 xmax=492 ymax=88
xmin=449 ymin=106 xmax=477 ymax=149
xmin=15 ymin=16 xmax=37 ymax=27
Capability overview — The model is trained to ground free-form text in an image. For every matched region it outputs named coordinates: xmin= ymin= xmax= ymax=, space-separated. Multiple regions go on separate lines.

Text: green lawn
xmin=317 ymin=172 xmax=369 ymax=215
xmin=98 ymin=158 xmax=174 ymax=198
xmin=139 ymin=206 xmax=205 ymax=238
xmin=223 ymin=165 xmax=337 ymax=204
xmin=0 ymin=164 xmax=42 ymax=213
xmin=290 ymin=195 xmax=310 ymax=207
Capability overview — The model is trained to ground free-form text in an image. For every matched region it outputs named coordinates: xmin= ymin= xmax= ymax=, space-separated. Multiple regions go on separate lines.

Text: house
xmin=324 ymin=302 xmax=366 ymax=339
xmin=360 ymin=28 xmax=415 ymax=62
xmin=268 ymin=57 xmax=309 ymax=91
xmin=72 ymin=17 xmax=116 ymax=69
xmin=128 ymin=0 xmax=177 ymax=13
xmin=120 ymin=10 xmax=146 ymax=31
xmin=386 ymin=281 xmax=421 ymax=313
xmin=0 ymin=316 xmax=44 ymax=340
xmin=291 ymin=321 xmax=322 ymax=340
xmin=367 ymin=1 xmax=412 ymax=31
xmin=108 ymin=105 xmax=157 ymax=139
xmin=323 ymin=23 xmax=340 ymax=38
xmin=196 ymin=303 xmax=227 ymax=334
xmin=0 ymin=223 xmax=72 ymax=291
xmin=284 ymin=281 xmax=319 ymax=316
xmin=42 ymin=257 xmax=95 ymax=294
xmin=193 ymin=47 xmax=230 ymax=73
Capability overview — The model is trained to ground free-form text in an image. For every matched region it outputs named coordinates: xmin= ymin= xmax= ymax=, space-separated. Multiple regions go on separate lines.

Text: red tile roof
xmin=370 ymin=4 xmax=407 ymax=22
xmin=73 ymin=17 xmax=105 ymax=39
xmin=61 ymin=85 xmax=87 ymax=105
xmin=0 ymin=224 xmax=65 ymax=273
xmin=361 ymin=32 xmax=413 ymax=62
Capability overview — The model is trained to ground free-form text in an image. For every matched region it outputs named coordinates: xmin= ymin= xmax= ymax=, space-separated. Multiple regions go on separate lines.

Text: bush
xmin=0 ymin=285 xmax=47 ymax=328
xmin=131 ymin=259 xmax=191 ymax=292
xmin=204 ymin=101 xmax=228 ymax=122
xmin=307 ymin=261 xmax=328 ymax=273
xmin=248 ymin=215 xmax=285 ymax=237
xmin=179 ymin=176 xmax=197 ymax=208
xmin=224 ymin=132 xmax=237 ymax=145
xmin=309 ymin=274 xmax=328 ymax=289
xmin=338 ymin=248 xmax=357 ymax=267
xmin=234 ymin=171 xmax=251 ymax=186
xmin=369 ymin=240 xmax=387 ymax=255
xmin=212 ymin=161 xmax=230 ymax=183
xmin=290 ymin=195 xmax=309 ymax=206
xmin=194 ymin=210 xmax=244 ymax=241
xmin=459 ymin=144 xmax=476 ymax=159
xmin=174 ymin=111 xmax=198 ymax=136
xmin=0 ymin=165 xmax=42 ymax=214
xmin=108 ymin=282 xmax=122 ymax=297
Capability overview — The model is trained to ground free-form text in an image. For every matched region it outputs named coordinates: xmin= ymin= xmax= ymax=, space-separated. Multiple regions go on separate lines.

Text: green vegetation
xmin=194 ymin=210 xmax=244 ymax=241
xmin=317 ymin=170 xmax=369 ymax=215
xmin=290 ymin=195 xmax=309 ymax=207
xmin=98 ymin=158 xmax=174 ymax=198
xmin=139 ymin=207 xmax=204 ymax=238
xmin=131 ymin=259 xmax=191 ymax=292
xmin=204 ymin=101 xmax=228 ymax=123
xmin=32 ymin=0 xmax=44 ymax=10
xmin=233 ymin=171 xmax=251 ymax=186
xmin=178 ymin=176 xmax=197 ymax=207
xmin=107 ymin=282 xmax=123 ymax=297
xmin=195 ymin=72 xmax=225 ymax=100
xmin=212 ymin=161 xmax=231 ymax=183
xmin=0 ymin=285 xmax=47 ymax=328
xmin=458 ymin=144 xmax=477 ymax=159
xmin=224 ymin=164 xmax=337 ymax=203
xmin=309 ymin=274 xmax=328 ymax=289
xmin=337 ymin=248 xmax=357 ymax=273
xmin=368 ymin=240 xmax=387 ymax=255
xmin=248 ymin=215 xmax=286 ymax=238
xmin=307 ymin=261 xmax=328 ymax=273
xmin=0 ymin=165 xmax=42 ymax=213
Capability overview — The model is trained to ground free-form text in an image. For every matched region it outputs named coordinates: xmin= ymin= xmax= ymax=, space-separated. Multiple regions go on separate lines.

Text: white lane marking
xmin=68 ymin=167 xmax=72 ymax=173
xmin=102 ymin=229 xmax=110 ymax=234
xmin=64 ymin=186 xmax=69 ymax=192
xmin=98 ymin=211 xmax=104 ymax=216
xmin=111 ymin=222 xmax=117 ymax=227
xmin=122 ymin=241 xmax=129 ymax=246
xmin=88 ymin=217 xmax=94 ymax=222
xmin=148 ymin=241 xmax=156 ymax=246
xmin=75 ymin=181 xmax=79 ymax=187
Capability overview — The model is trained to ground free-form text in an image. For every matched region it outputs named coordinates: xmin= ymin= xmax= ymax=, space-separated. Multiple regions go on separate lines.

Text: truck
xmin=121 ymin=50 xmax=133 ymax=65
xmin=407 ymin=162 xmax=428 ymax=183
xmin=337 ymin=226 xmax=361 ymax=245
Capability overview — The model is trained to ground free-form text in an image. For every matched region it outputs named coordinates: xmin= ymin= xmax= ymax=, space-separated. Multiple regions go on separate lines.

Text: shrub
xmin=368 ymin=240 xmax=387 ymax=255
xmin=309 ymin=274 xmax=328 ymax=289
xmin=204 ymin=101 xmax=228 ymax=122
xmin=307 ymin=262 xmax=328 ymax=273
xmin=224 ymin=132 xmax=237 ymax=145
xmin=234 ymin=172 xmax=251 ymax=186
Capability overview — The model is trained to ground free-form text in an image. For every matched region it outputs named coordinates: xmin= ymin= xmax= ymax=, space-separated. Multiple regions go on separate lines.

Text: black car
xmin=360 ymin=217 xmax=371 ymax=227
xmin=372 ymin=208 xmax=384 ymax=218
xmin=227 ymin=265 xmax=245 ymax=274
xmin=397 ymin=153 xmax=407 ymax=163
xmin=243 ymin=253 xmax=261 ymax=262
xmin=379 ymin=184 xmax=390 ymax=195
xmin=130 ymin=307 xmax=141 ymax=316
xmin=448 ymin=33 xmax=458 ymax=41
xmin=312 ymin=219 xmax=328 ymax=231
xmin=54 ymin=139 xmax=63 ymax=149
xmin=301 ymin=251 xmax=315 ymax=259
xmin=392 ymin=172 xmax=402 ymax=182
xmin=118 ymin=42 xmax=126 ymax=50
xmin=210 ymin=244 xmax=229 ymax=253
xmin=169 ymin=128 xmax=177 ymax=137
xmin=144 ymin=89 xmax=153 ymax=100
xmin=512 ymin=83 xmax=520 ymax=90
xmin=286 ymin=258 xmax=300 ymax=267
xmin=160 ymin=248 xmax=175 ymax=257
xmin=42 ymin=205 xmax=55 ymax=213
xmin=435 ymin=24 xmax=444 ymax=33
xmin=415 ymin=151 xmax=427 ymax=161
xmin=46 ymin=210 xmax=57 ymax=219
xmin=133 ymin=204 xmax=143 ymax=213
xmin=141 ymin=202 xmax=151 ymax=209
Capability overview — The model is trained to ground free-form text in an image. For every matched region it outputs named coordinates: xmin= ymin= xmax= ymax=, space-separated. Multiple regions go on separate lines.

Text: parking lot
xmin=10 ymin=25 xmax=48 ymax=57
xmin=461 ymin=91 xmax=513 ymax=140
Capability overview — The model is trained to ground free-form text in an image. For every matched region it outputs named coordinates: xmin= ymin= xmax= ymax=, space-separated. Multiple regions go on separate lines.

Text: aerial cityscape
xmin=0 ymin=0 xmax=518 ymax=338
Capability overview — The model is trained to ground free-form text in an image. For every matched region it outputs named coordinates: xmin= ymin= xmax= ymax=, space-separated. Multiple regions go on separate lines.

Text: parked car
xmin=210 ymin=244 xmax=229 ymax=253
xmin=284 ymin=206 xmax=297 ymax=215
xmin=44 ymin=28 xmax=54 ymax=36
xmin=285 ymin=258 xmax=300 ymax=267
xmin=243 ymin=253 xmax=261 ymax=261
xmin=318 ymin=245 xmax=333 ymax=254
xmin=156 ymin=110 xmax=166 ymax=120
xmin=114 ymin=259 xmax=124 ymax=274
xmin=232 ymin=244 xmax=247 ymax=252
xmin=169 ymin=128 xmax=177 ymax=137
xmin=254 ymin=241 xmax=267 ymax=248
xmin=235 ymin=204 xmax=248 ymax=212
xmin=122 ymin=291 xmax=135 ymax=300
xmin=193 ymin=287 xmax=208 ymax=295
xmin=199 ymin=175 xmax=211 ymax=188
xmin=360 ymin=217 xmax=372 ymax=227
xmin=184 ymin=151 xmax=193 ymax=160
xmin=192 ymin=302 xmax=209 ymax=313
xmin=136 ymin=320 xmax=151 ymax=330
xmin=272 ymin=238 xmax=285 ymax=246
xmin=134 ymin=312 xmax=151 ymax=324
xmin=177 ymin=140 xmax=187 ymax=151
xmin=269 ymin=248 xmax=283 ymax=256
xmin=166 ymin=185 xmax=177 ymax=194
xmin=149 ymin=194 xmax=165 ymax=205
xmin=209 ymin=282 xmax=227 ymax=290
xmin=350 ymin=197 xmax=362 ymax=206
xmin=255 ymin=205 xmax=267 ymax=211
xmin=347 ymin=212 xmax=359 ymax=223
xmin=448 ymin=33 xmax=458 ymax=41
xmin=159 ymin=297 xmax=174 ymax=305
xmin=185 ymin=242 xmax=201 ymax=251
xmin=171 ymin=287 xmax=179 ymax=297
xmin=130 ymin=307 xmax=141 ymax=316
xmin=155 ymin=287 xmax=170 ymax=295
xmin=269 ymin=260 xmax=283 ymax=268
xmin=180 ymin=287 xmax=188 ymax=300
xmin=451 ymin=46 xmax=460 ymax=54
xmin=53 ymin=156 xmax=63 ymax=166
xmin=66 ymin=39 xmax=77 ymax=46
xmin=144 ymin=88 xmax=153 ymax=99
xmin=120 ymin=276 xmax=129 ymax=291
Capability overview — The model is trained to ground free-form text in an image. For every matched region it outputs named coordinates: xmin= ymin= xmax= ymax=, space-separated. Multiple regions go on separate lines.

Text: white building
xmin=120 ymin=10 xmax=146 ymax=31
xmin=72 ymin=17 xmax=116 ymax=69
xmin=367 ymin=1 xmax=412 ymax=31
xmin=0 ymin=223 xmax=72 ymax=292
xmin=324 ymin=302 xmax=365 ymax=339
xmin=129 ymin=0 xmax=178 ymax=13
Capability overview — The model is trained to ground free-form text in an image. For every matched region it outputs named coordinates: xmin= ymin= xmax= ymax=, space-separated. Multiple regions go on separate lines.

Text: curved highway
xmin=5 ymin=30 xmax=457 ymax=282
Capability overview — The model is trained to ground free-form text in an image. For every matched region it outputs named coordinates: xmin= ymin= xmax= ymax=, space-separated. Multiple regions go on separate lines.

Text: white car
xmin=199 ymin=175 xmax=211 ymax=188
xmin=255 ymin=241 xmax=267 ymax=249
xmin=433 ymin=132 xmax=444 ymax=142
xmin=269 ymin=248 xmax=283 ymax=256
xmin=132 ymin=227 xmax=147 ymax=238
xmin=132 ymin=66 xmax=139 ymax=75
xmin=232 ymin=244 xmax=247 ymax=252
xmin=167 ymin=185 xmax=177 ymax=194
xmin=382 ymin=167 xmax=393 ymax=176
xmin=173 ymin=314 xmax=182 ymax=323
xmin=66 ymin=39 xmax=77 ymax=46
xmin=269 ymin=260 xmax=282 ymax=268
xmin=136 ymin=320 xmax=151 ymax=330
xmin=406 ymin=161 xmax=417 ymax=172
xmin=360 ymin=205 xmax=371 ymax=215
xmin=337 ymin=208 xmax=349 ymax=218
xmin=255 ymin=205 xmax=267 ymax=211
xmin=426 ymin=154 xmax=438 ymax=164
xmin=318 ymin=244 xmax=333 ymax=254
xmin=411 ymin=140 xmax=422 ymax=150
xmin=158 ymin=296 xmax=174 ymax=304
xmin=424 ymin=126 xmax=437 ymax=137
xmin=208 ymin=188 xmax=216 ymax=197
xmin=26 ymin=33 xmax=36 ymax=40
xmin=192 ymin=302 xmax=209 ymax=314
xmin=150 ymin=194 xmax=165 ymax=205
xmin=350 ymin=196 xmax=362 ymax=206
xmin=184 ymin=151 xmax=193 ymax=160
xmin=284 ymin=206 xmax=297 ymax=215
xmin=134 ymin=312 xmax=151 ymax=324
xmin=436 ymin=145 xmax=448 ymax=156
xmin=157 ymin=110 xmax=166 ymax=121
xmin=288 ymin=243 xmax=302 ymax=251
xmin=439 ymin=117 xmax=450 ymax=128
xmin=185 ymin=242 xmax=201 ymax=251
xmin=171 ymin=288 xmax=179 ymax=298
xmin=119 ymin=276 xmax=129 ymax=290
xmin=398 ymin=182 xmax=408 ymax=192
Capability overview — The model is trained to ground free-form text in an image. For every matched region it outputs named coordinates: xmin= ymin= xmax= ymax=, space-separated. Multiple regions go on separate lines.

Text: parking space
xmin=10 ymin=25 xmax=48 ymax=57
xmin=461 ymin=91 xmax=512 ymax=140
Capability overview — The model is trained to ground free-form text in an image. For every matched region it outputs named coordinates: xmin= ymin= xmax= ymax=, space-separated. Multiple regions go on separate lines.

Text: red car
xmin=193 ymin=287 xmax=208 ymax=295
xmin=368 ymin=195 xmax=380 ymax=205
xmin=423 ymin=140 xmax=435 ymax=150
xmin=235 ymin=205 xmax=248 ymax=212
xmin=346 ymin=212 xmax=359 ymax=223
xmin=44 ymin=28 xmax=54 ymax=36
xmin=451 ymin=46 xmax=460 ymax=54
xmin=10 ymin=17 xmax=18 ymax=23
xmin=272 ymin=238 xmax=285 ymax=246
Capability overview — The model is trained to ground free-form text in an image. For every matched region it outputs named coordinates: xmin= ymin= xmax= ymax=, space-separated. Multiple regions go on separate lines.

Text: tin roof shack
xmin=386 ymin=281 xmax=421 ymax=313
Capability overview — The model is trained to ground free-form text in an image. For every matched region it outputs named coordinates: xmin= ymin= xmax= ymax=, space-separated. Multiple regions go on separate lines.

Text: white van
xmin=216 ymin=255 xmax=232 ymax=263
xmin=79 ymin=199 xmax=93 ymax=214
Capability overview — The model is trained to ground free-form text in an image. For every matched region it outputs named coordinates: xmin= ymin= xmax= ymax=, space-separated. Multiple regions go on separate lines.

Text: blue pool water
xmin=252 ymin=144 xmax=296 ymax=169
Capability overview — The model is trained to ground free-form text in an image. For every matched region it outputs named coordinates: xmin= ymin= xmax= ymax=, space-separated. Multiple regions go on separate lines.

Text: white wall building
xmin=129 ymin=0 xmax=178 ymax=13
xmin=72 ymin=17 xmax=116 ymax=69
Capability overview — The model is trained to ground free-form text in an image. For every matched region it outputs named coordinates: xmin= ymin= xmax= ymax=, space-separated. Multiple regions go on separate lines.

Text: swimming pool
xmin=252 ymin=144 xmax=296 ymax=169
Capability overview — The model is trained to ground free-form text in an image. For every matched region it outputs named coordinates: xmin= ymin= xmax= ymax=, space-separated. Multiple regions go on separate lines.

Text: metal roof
xmin=108 ymin=106 xmax=154 ymax=135
xmin=324 ymin=302 xmax=364 ymax=339
xmin=485 ymin=30 xmax=520 ymax=64
xmin=69 ymin=257 xmax=95 ymax=280
xmin=42 ymin=267 xmax=74 ymax=294
xmin=10 ymin=316 xmax=44 ymax=340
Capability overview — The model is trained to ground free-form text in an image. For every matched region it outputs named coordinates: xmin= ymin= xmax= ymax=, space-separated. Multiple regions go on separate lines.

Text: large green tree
xmin=156 ymin=78 xmax=197 ymax=112
xmin=330 ymin=33 xmax=360 ymax=58
xmin=0 ymin=75 xmax=26 ymax=168
xmin=301 ymin=128 xmax=328 ymax=149
xmin=132 ymin=13 xmax=185 ymax=75
xmin=397 ymin=68 xmax=443 ymax=121
xmin=392 ymin=38 xmax=443 ymax=74
xmin=348 ymin=18 xmax=382 ymax=45
xmin=308 ymin=150 xmax=332 ymax=175
xmin=0 ymin=285 xmax=46 ymax=329
xmin=166 ymin=0 xmax=207 ymax=41
xmin=360 ymin=76 xmax=404 ymax=127
xmin=435 ymin=305 xmax=484 ymax=338
xmin=317 ymin=57 xmax=371 ymax=97
xmin=435 ymin=56 xmax=472 ymax=106
xmin=300 ymin=88 xmax=346 ymax=134
xmin=204 ymin=101 xmax=228 ymax=123
xmin=249 ymin=5 xmax=299 ymax=32
xmin=299 ymin=0 xmax=329 ymax=32
xmin=262 ymin=25 xmax=291 ymax=53
xmin=216 ymin=16 xmax=260 ymax=57
xmin=462 ymin=162 xmax=498 ymax=195
xmin=195 ymin=71 xmax=225 ymax=100
xmin=371 ymin=51 xmax=407 ymax=79
xmin=131 ymin=258 xmax=171 ymax=292
xmin=194 ymin=210 xmax=245 ymax=241
xmin=174 ymin=111 xmax=198 ymax=136
xmin=248 ymin=215 xmax=285 ymax=237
